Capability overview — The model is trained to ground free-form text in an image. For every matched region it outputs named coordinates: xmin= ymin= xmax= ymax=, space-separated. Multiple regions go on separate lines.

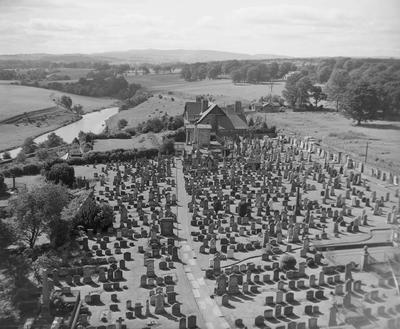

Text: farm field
xmin=106 ymin=94 xmax=187 ymax=132
xmin=128 ymin=73 xmax=284 ymax=104
xmin=0 ymin=109 xmax=78 ymax=151
xmin=0 ymin=84 xmax=118 ymax=151
xmin=252 ymin=110 xmax=400 ymax=174
xmin=0 ymin=84 xmax=117 ymax=121
xmin=49 ymin=67 xmax=93 ymax=80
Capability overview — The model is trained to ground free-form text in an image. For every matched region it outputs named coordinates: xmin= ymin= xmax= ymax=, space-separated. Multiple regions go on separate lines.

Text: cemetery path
xmin=175 ymin=159 xmax=231 ymax=329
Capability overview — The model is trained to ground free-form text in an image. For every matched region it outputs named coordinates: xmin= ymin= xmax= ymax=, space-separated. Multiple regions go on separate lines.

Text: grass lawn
xmin=92 ymin=133 xmax=162 ymax=152
xmin=106 ymin=94 xmax=187 ymax=133
xmin=0 ymin=84 xmax=117 ymax=121
xmin=251 ymin=110 xmax=400 ymax=174
xmin=127 ymin=73 xmax=284 ymax=104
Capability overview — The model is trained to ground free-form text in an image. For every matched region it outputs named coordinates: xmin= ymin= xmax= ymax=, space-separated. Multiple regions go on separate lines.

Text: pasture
xmin=49 ymin=67 xmax=93 ymax=80
xmin=251 ymin=110 xmax=400 ymax=174
xmin=127 ymin=73 xmax=284 ymax=104
xmin=106 ymin=94 xmax=187 ymax=132
xmin=0 ymin=84 xmax=117 ymax=121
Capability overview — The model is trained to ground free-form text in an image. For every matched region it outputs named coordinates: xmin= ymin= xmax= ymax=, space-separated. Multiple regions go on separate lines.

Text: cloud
xmin=233 ymin=5 xmax=357 ymax=30
xmin=0 ymin=0 xmax=398 ymax=57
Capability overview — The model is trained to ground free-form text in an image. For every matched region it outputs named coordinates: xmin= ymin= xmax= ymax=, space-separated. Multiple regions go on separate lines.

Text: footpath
xmin=174 ymin=158 xmax=231 ymax=329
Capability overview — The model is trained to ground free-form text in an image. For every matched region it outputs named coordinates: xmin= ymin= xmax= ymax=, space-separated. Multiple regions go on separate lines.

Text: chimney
xmin=201 ymin=99 xmax=209 ymax=113
xmin=234 ymin=101 xmax=242 ymax=113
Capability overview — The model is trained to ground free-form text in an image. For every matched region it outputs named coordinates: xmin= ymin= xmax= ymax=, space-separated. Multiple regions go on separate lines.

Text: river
xmin=1 ymin=107 xmax=119 ymax=159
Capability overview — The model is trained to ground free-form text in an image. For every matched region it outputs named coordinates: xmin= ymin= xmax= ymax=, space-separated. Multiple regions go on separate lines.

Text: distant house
xmin=68 ymin=142 xmax=82 ymax=159
xmin=251 ymin=101 xmax=283 ymax=113
xmin=184 ymin=98 xmax=248 ymax=147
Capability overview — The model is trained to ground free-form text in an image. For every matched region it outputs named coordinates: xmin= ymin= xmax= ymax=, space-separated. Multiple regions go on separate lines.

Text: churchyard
xmin=41 ymin=158 xmax=204 ymax=329
xmin=252 ymin=110 xmax=400 ymax=175
xmin=32 ymin=133 xmax=400 ymax=329
xmin=181 ymin=135 xmax=400 ymax=328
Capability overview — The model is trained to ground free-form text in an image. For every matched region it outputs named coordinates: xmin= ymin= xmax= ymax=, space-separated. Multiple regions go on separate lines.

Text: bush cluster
xmin=136 ymin=115 xmax=184 ymax=134
xmin=66 ymin=148 xmax=159 ymax=165
xmin=1 ymin=163 xmax=42 ymax=178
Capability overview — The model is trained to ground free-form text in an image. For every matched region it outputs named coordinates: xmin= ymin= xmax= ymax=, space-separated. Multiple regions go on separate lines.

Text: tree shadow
xmin=358 ymin=123 xmax=400 ymax=130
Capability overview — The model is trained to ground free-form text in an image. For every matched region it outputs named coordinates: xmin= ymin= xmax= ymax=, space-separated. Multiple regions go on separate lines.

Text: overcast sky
xmin=0 ymin=0 xmax=399 ymax=57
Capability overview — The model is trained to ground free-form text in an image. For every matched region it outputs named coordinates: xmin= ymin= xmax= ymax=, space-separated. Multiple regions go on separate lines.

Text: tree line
xmin=281 ymin=57 xmax=400 ymax=121
xmin=180 ymin=60 xmax=297 ymax=83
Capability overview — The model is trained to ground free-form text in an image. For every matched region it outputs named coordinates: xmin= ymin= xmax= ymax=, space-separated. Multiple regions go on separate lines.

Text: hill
xmin=0 ymin=49 xmax=289 ymax=64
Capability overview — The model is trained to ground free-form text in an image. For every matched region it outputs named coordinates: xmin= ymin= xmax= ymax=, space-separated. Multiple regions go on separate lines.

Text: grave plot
xmin=182 ymin=135 xmax=400 ymax=329
xmin=42 ymin=158 xmax=202 ymax=329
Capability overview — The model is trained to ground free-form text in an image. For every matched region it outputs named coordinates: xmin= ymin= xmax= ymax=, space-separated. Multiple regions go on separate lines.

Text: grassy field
xmin=106 ymin=94 xmax=187 ymax=133
xmin=92 ymin=133 xmax=162 ymax=152
xmin=0 ymin=83 xmax=118 ymax=151
xmin=0 ymin=84 xmax=117 ymax=121
xmin=127 ymin=73 xmax=284 ymax=104
xmin=251 ymin=110 xmax=400 ymax=174
xmin=50 ymin=67 xmax=93 ymax=80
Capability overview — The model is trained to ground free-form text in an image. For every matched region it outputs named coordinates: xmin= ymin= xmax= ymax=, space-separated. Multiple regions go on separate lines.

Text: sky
xmin=0 ymin=0 xmax=399 ymax=57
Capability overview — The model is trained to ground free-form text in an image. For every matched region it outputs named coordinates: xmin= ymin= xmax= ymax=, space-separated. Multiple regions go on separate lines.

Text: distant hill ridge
xmin=0 ymin=49 xmax=290 ymax=64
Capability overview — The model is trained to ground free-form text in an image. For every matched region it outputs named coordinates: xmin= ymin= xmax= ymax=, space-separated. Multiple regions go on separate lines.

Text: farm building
xmin=251 ymin=100 xmax=283 ymax=112
xmin=184 ymin=98 xmax=248 ymax=147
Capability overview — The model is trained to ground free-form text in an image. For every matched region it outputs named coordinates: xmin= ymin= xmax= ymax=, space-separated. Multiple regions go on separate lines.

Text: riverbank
xmin=0 ymin=107 xmax=119 ymax=157
xmin=0 ymin=83 xmax=119 ymax=153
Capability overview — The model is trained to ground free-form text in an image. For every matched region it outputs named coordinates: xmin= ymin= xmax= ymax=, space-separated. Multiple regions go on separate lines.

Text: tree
xmin=0 ymin=219 xmax=16 ymax=254
xmin=282 ymin=72 xmax=304 ymax=107
xmin=231 ymin=69 xmax=243 ymax=83
xmin=43 ymin=132 xmax=65 ymax=148
xmin=153 ymin=65 xmax=162 ymax=74
xmin=296 ymin=77 xmax=313 ymax=107
xmin=59 ymin=95 xmax=72 ymax=110
xmin=278 ymin=61 xmax=294 ymax=78
xmin=159 ymin=138 xmax=175 ymax=155
xmin=317 ymin=66 xmax=333 ymax=83
xmin=342 ymin=81 xmax=380 ymax=125
xmin=71 ymin=104 xmax=83 ymax=115
xmin=2 ymin=151 xmax=11 ymax=160
xmin=44 ymin=162 xmax=75 ymax=187
xmin=268 ymin=62 xmax=279 ymax=79
xmin=0 ymin=174 xmax=7 ymax=195
xmin=22 ymin=137 xmax=37 ymax=154
xmin=326 ymin=69 xmax=350 ymax=111
xmin=248 ymin=117 xmax=255 ymax=126
xmin=280 ymin=254 xmax=297 ymax=271
xmin=207 ymin=64 xmax=221 ymax=79
xmin=36 ymin=148 xmax=49 ymax=161
xmin=15 ymin=151 xmax=26 ymax=163
xmin=246 ymin=66 xmax=259 ymax=83
xmin=67 ymin=195 xmax=114 ymax=232
xmin=118 ymin=119 xmax=128 ymax=130
xmin=9 ymin=184 xmax=69 ymax=248
xmin=310 ymin=86 xmax=327 ymax=108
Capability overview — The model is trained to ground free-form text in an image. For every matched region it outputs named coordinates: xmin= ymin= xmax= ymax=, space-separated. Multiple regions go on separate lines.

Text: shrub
xmin=159 ymin=138 xmax=175 ymax=155
xmin=118 ymin=119 xmax=128 ymax=130
xmin=36 ymin=148 xmax=49 ymax=161
xmin=22 ymin=164 xmax=42 ymax=175
xmin=2 ymin=152 xmax=11 ymax=160
xmin=44 ymin=162 xmax=75 ymax=187
xmin=0 ymin=174 xmax=7 ymax=195
xmin=280 ymin=254 xmax=297 ymax=271
xmin=15 ymin=151 xmax=26 ymax=163
xmin=125 ymin=127 xmax=136 ymax=136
